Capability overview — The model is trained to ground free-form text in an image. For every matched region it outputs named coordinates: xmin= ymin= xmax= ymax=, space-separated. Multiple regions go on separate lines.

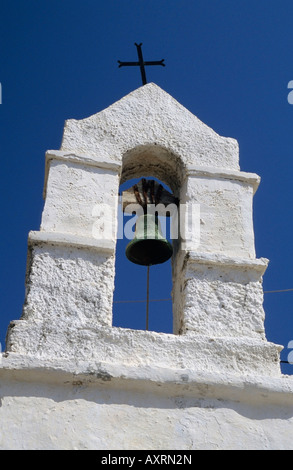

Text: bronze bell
xmin=125 ymin=214 xmax=173 ymax=266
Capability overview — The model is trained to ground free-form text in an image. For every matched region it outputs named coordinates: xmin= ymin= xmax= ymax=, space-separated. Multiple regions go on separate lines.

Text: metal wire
xmin=114 ymin=288 xmax=293 ymax=304
xmin=264 ymin=288 xmax=293 ymax=293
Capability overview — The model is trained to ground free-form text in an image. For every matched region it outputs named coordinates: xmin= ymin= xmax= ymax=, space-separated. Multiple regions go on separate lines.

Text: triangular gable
xmin=60 ymin=83 xmax=239 ymax=171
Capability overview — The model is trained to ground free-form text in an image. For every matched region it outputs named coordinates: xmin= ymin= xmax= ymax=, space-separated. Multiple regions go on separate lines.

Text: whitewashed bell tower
xmin=1 ymin=84 xmax=293 ymax=450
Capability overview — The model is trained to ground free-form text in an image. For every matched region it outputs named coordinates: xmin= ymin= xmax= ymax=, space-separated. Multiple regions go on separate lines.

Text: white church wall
xmin=1 ymin=84 xmax=293 ymax=450
xmin=1 ymin=371 xmax=293 ymax=450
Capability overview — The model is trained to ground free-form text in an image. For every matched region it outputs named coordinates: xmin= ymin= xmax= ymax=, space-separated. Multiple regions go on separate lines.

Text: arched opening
xmin=120 ymin=144 xmax=183 ymax=195
xmin=112 ymin=145 xmax=183 ymax=334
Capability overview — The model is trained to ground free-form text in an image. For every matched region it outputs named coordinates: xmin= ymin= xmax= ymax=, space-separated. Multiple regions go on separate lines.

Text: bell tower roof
xmin=60 ymin=83 xmax=239 ymax=171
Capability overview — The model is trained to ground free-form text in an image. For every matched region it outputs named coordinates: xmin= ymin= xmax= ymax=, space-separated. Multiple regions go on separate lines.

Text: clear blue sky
xmin=1 ymin=0 xmax=293 ymax=374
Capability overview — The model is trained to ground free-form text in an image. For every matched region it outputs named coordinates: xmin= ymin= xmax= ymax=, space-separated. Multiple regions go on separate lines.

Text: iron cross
xmin=118 ymin=43 xmax=165 ymax=85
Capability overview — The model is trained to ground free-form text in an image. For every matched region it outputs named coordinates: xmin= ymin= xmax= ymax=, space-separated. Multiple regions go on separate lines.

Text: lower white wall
xmin=1 ymin=370 xmax=293 ymax=450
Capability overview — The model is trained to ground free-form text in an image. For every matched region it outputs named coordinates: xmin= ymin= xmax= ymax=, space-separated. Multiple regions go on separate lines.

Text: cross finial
xmin=118 ymin=43 xmax=165 ymax=85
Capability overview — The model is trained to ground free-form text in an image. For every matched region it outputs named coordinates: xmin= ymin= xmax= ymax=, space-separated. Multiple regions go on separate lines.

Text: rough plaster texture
xmin=20 ymin=245 xmax=115 ymax=328
xmin=181 ymin=176 xmax=256 ymax=258
xmin=41 ymin=159 xmax=119 ymax=240
xmin=1 ymin=372 xmax=293 ymax=450
xmin=1 ymin=83 xmax=293 ymax=450
xmin=173 ymin=252 xmax=269 ymax=338
xmin=60 ymin=83 xmax=240 ymax=173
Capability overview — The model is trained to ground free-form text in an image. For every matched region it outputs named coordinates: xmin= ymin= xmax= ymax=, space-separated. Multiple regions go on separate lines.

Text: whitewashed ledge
xmin=28 ymin=230 xmax=115 ymax=254
xmin=45 ymin=149 xmax=121 ymax=171
xmin=27 ymin=232 xmax=269 ymax=273
xmin=43 ymin=150 xmax=261 ymax=198
xmin=1 ymin=353 xmax=293 ymax=407
xmin=185 ymin=165 xmax=261 ymax=194
xmin=178 ymin=250 xmax=269 ymax=275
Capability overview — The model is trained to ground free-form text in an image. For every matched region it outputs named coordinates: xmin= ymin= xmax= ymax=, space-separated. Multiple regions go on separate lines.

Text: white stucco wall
xmin=1 ymin=360 xmax=293 ymax=450
xmin=41 ymin=158 xmax=119 ymax=240
xmin=1 ymin=84 xmax=293 ymax=450
xmin=60 ymin=84 xmax=240 ymax=172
